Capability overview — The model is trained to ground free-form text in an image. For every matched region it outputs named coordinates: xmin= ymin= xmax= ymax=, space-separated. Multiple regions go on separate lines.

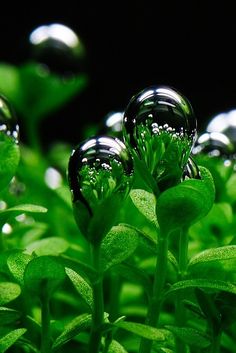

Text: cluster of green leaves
xmin=0 ymin=60 xmax=236 ymax=353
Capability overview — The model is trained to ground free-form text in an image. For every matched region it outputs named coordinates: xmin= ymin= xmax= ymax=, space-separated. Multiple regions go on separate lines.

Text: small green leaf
xmin=25 ymin=237 xmax=69 ymax=256
xmin=114 ymin=321 xmax=165 ymax=341
xmin=165 ymin=326 xmax=210 ymax=348
xmin=165 ymin=279 xmax=236 ymax=297
xmin=108 ymin=340 xmax=128 ymax=353
xmin=0 ymin=204 xmax=47 ymax=226
xmin=65 ymin=267 xmax=93 ymax=310
xmin=52 ymin=313 xmax=91 ymax=351
xmin=24 ymin=256 xmax=65 ymax=298
xmin=156 ymin=166 xmax=215 ymax=234
xmin=0 ymin=307 xmax=21 ymax=325
xmin=1 ymin=204 xmax=47 ymax=214
xmin=0 ymin=328 xmax=27 ymax=353
xmin=130 ymin=189 xmax=158 ymax=227
xmin=0 ymin=282 xmax=21 ymax=305
xmin=189 ymin=246 xmax=236 ymax=268
xmin=0 ymin=136 xmax=20 ymax=191
xmin=7 ymin=251 xmax=32 ymax=285
xmin=101 ymin=225 xmax=139 ymax=271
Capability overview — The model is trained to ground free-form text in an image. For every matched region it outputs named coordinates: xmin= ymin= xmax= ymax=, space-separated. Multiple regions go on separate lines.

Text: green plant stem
xmin=27 ymin=119 xmax=42 ymax=154
xmin=211 ymin=331 xmax=222 ymax=353
xmin=88 ymin=242 xmax=104 ymax=353
xmin=175 ymin=228 xmax=188 ymax=353
xmin=109 ymin=271 xmax=121 ymax=322
xmin=41 ymin=288 xmax=51 ymax=353
xmin=139 ymin=234 xmax=168 ymax=353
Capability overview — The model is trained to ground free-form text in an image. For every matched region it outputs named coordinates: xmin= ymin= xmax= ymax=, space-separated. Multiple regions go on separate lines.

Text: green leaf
xmin=0 ymin=136 xmax=20 ymax=191
xmin=25 ymin=237 xmax=69 ymax=256
xmin=52 ymin=313 xmax=91 ymax=351
xmin=88 ymin=195 xmax=123 ymax=244
xmin=108 ymin=340 xmax=128 ymax=353
xmin=114 ymin=321 xmax=165 ymax=341
xmin=7 ymin=251 xmax=32 ymax=285
xmin=156 ymin=166 xmax=215 ymax=234
xmin=165 ymin=326 xmax=210 ymax=348
xmin=0 ymin=282 xmax=21 ymax=305
xmin=24 ymin=256 xmax=66 ymax=298
xmin=65 ymin=267 xmax=93 ymax=310
xmin=189 ymin=245 xmax=236 ymax=268
xmin=0 ymin=204 xmax=47 ymax=226
xmin=165 ymin=279 xmax=236 ymax=297
xmin=130 ymin=189 xmax=158 ymax=227
xmin=0 ymin=328 xmax=27 ymax=353
xmin=0 ymin=307 xmax=21 ymax=325
xmin=0 ymin=64 xmax=20 ymax=102
xmin=101 ymin=225 xmax=139 ymax=271
xmin=18 ymin=63 xmax=88 ymax=123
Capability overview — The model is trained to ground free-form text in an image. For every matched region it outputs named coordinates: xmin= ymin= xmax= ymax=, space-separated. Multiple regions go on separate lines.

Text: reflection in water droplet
xmin=182 ymin=156 xmax=201 ymax=180
xmin=123 ymin=86 xmax=197 ymax=183
xmin=192 ymin=132 xmax=234 ymax=158
xmin=68 ymin=136 xmax=134 ymax=213
xmin=29 ymin=23 xmax=86 ymax=76
xmin=0 ymin=95 xmax=19 ymax=143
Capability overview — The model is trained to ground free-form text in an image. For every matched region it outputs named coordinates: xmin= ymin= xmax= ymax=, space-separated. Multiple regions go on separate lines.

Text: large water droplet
xmin=123 ymin=86 xmax=197 ymax=183
xmin=192 ymin=132 xmax=234 ymax=158
xmin=206 ymin=109 xmax=236 ymax=154
xmin=29 ymin=23 xmax=86 ymax=76
xmin=0 ymin=95 xmax=19 ymax=143
xmin=182 ymin=156 xmax=201 ymax=180
xmin=68 ymin=136 xmax=134 ymax=213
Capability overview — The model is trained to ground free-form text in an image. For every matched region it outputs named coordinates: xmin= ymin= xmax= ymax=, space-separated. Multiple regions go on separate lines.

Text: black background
xmin=1 ymin=2 xmax=236 ymax=147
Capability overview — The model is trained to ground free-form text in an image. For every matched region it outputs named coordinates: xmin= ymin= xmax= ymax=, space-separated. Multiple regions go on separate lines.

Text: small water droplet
xmin=192 ymin=132 xmax=234 ymax=158
xmin=182 ymin=156 xmax=201 ymax=180
xmin=68 ymin=136 xmax=134 ymax=213
xmin=29 ymin=23 xmax=86 ymax=76
xmin=44 ymin=167 xmax=62 ymax=189
xmin=0 ymin=95 xmax=19 ymax=143
xmin=123 ymin=85 xmax=197 ymax=181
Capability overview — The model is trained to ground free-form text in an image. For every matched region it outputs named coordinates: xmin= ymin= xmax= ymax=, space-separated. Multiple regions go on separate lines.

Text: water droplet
xmin=0 ymin=95 xmax=19 ymax=143
xmin=123 ymin=85 xmax=197 ymax=181
xmin=44 ymin=167 xmax=62 ymax=189
xmin=206 ymin=110 xmax=236 ymax=152
xmin=182 ymin=156 xmax=201 ymax=180
xmin=104 ymin=111 xmax=124 ymax=137
xmin=192 ymin=132 xmax=234 ymax=158
xmin=29 ymin=23 xmax=86 ymax=76
xmin=68 ymin=136 xmax=134 ymax=213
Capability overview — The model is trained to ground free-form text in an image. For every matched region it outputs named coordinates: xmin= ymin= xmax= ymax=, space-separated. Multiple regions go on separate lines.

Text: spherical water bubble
xmin=182 ymin=156 xmax=201 ymax=180
xmin=192 ymin=132 xmax=234 ymax=158
xmin=0 ymin=95 xmax=19 ymax=143
xmin=123 ymin=86 xmax=197 ymax=182
xmin=206 ymin=110 xmax=236 ymax=153
xmin=105 ymin=111 xmax=124 ymax=135
xmin=68 ymin=136 xmax=134 ymax=214
xmin=29 ymin=23 xmax=86 ymax=76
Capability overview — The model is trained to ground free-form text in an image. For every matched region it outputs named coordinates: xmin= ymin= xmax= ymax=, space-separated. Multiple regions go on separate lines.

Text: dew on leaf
xmin=123 ymin=86 xmax=197 ymax=183
xmin=68 ymin=136 xmax=134 ymax=213
xmin=29 ymin=23 xmax=86 ymax=76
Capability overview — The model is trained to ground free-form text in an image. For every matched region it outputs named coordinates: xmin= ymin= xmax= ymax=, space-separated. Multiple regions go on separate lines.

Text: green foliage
xmin=0 ymin=56 xmax=236 ymax=353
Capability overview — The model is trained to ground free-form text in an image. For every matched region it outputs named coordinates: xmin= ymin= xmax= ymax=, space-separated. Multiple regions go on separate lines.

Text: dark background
xmin=1 ymin=2 xmax=236 ymax=146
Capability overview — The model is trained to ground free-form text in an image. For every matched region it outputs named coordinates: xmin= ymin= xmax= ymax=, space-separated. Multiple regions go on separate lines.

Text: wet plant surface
xmin=0 ymin=48 xmax=236 ymax=353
